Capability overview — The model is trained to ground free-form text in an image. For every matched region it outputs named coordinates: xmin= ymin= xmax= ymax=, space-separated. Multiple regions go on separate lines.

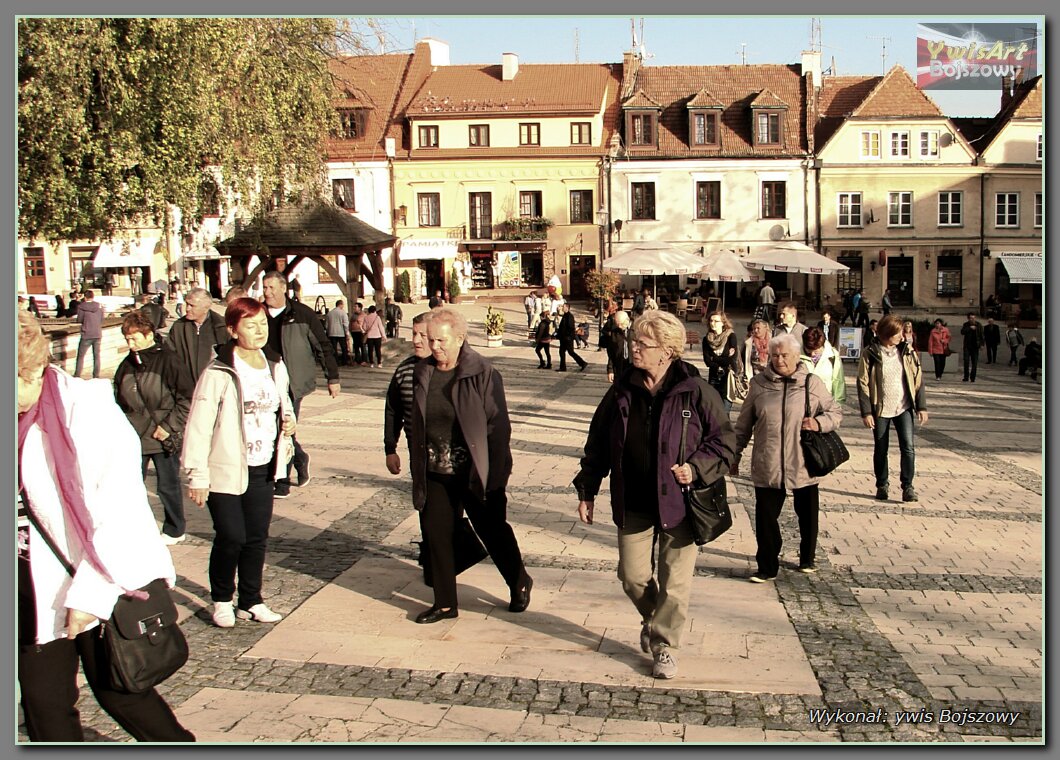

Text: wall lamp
xmin=870 ymin=261 xmax=877 ymax=272
xmin=924 ymin=259 xmax=931 ymax=270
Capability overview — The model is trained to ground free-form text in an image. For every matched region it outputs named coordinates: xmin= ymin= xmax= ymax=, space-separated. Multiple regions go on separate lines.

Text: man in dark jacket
xmin=960 ymin=312 xmax=984 ymax=382
xmin=166 ymin=288 xmax=228 ymax=382
xmin=384 ymin=297 xmax=403 ymax=338
xmin=556 ymin=303 xmax=588 ymax=372
xmin=73 ymin=290 xmax=105 ymax=378
xmin=983 ymin=317 xmax=1001 ymax=364
xmin=262 ymin=270 xmax=340 ymax=497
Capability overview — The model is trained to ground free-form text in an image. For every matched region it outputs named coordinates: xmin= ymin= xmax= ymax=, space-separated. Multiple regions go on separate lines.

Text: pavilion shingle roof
xmin=619 ymin=64 xmax=810 ymax=158
xmin=216 ymin=204 xmax=396 ymax=254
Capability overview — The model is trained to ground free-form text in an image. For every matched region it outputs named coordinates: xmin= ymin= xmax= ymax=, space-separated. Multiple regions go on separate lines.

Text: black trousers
xmin=985 ymin=343 xmax=999 ymax=363
xmin=1009 ymin=346 xmax=1020 ymax=365
xmin=18 ymin=548 xmax=193 ymax=742
xmin=206 ymin=464 xmax=273 ymax=608
xmin=330 ymin=336 xmax=350 ymax=366
xmin=753 ymin=484 xmax=819 ymax=577
xmin=534 ymin=343 xmax=551 ymax=367
xmin=365 ymin=337 xmax=383 ymax=366
xmin=558 ymin=339 xmax=586 ymax=370
xmin=932 ymin=354 xmax=947 ymax=379
xmin=351 ymin=333 xmax=365 ymax=364
xmin=963 ymin=348 xmax=979 ymax=381
xmin=421 ymin=473 xmax=526 ymax=609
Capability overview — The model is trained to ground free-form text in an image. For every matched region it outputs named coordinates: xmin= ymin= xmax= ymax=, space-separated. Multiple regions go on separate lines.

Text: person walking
xmin=927 ymin=319 xmax=951 ymax=380
xmin=574 ymin=310 xmax=736 ymax=678
xmin=349 ymin=302 xmax=366 ymax=366
xmin=556 ymin=303 xmax=588 ymax=372
xmin=326 ymin=299 xmax=351 ymax=367
xmin=857 ymin=315 xmax=928 ymax=503
xmin=960 ymin=312 xmax=984 ymax=382
xmin=533 ymin=312 xmax=553 ymax=369
xmin=113 ymin=310 xmax=195 ymax=545
xmin=743 ymin=318 xmax=772 ymax=382
xmin=733 ymin=333 xmax=842 ymax=582
xmin=384 ymin=297 xmax=403 ymax=339
xmin=17 ymin=310 xmax=194 ymax=742
xmin=73 ymin=290 xmax=104 ymax=379
xmin=182 ymin=298 xmax=296 ymax=628
xmin=758 ymin=282 xmax=776 ymax=323
xmin=773 ymin=303 xmax=807 ymax=344
xmin=409 ymin=308 xmax=533 ymax=624
xmin=702 ymin=311 xmax=741 ymax=413
xmin=817 ymin=310 xmax=840 ymax=348
xmin=384 ymin=312 xmax=433 ymax=476
xmin=166 ymin=287 xmax=229 ymax=383
xmin=361 ymin=304 xmax=386 ymax=368
xmin=605 ymin=310 xmax=633 ymax=383
xmin=523 ymin=290 xmax=537 ymax=330
xmin=881 ymin=289 xmax=894 ymax=316
xmin=983 ymin=317 xmax=1001 ymax=364
xmin=1006 ymin=323 xmax=1025 ymax=367
xmin=801 ymin=327 xmax=846 ymax=403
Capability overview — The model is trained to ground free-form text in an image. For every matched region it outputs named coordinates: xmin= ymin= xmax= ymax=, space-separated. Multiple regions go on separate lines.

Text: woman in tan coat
xmin=733 ymin=333 xmax=843 ymax=582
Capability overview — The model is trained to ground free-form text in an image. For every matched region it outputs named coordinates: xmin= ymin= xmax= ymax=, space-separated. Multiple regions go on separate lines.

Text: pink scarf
xmin=18 ymin=367 xmax=142 ymax=596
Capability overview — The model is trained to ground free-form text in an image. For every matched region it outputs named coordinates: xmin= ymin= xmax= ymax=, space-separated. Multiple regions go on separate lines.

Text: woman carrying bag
xmin=927 ymin=319 xmax=951 ymax=380
xmin=701 ymin=311 xmax=741 ymax=413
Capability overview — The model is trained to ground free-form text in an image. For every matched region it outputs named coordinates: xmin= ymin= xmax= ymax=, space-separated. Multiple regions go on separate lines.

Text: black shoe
xmin=962 ymin=377 xmax=969 ymax=382
xmin=415 ymin=606 xmax=458 ymax=624
xmin=509 ymin=574 xmax=533 ymax=612
xmin=295 ymin=453 xmax=311 ymax=487
xmin=555 ymin=368 xmax=567 ymax=372
xmin=274 ymin=483 xmax=291 ymax=499
xmin=579 ymin=363 xmax=588 ymax=372
xmin=902 ymin=487 xmax=918 ymax=502
xmin=545 ymin=364 xmax=552 ymax=369
xmin=537 ymin=363 xmax=545 ymax=369
xmin=875 ymin=487 xmax=888 ymax=501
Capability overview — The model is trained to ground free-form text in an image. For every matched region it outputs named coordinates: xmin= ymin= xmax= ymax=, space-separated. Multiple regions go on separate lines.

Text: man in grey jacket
xmin=166 ymin=288 xmax=228 ymax=382
xmin=74 ymin=289 xmax=105 ymax=378
xmin=263 ymin=270 xmax=340 ymax=498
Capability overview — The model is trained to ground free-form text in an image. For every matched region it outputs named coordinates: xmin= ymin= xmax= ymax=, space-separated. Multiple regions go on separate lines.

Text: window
xmin=937 ymin=191 xmax=962 ymax=226
xmin=468 ymin=192 xmax=492 ymax=239
xmin=756 ymin=112 xmax=780 ymax=145
xmin=890 ymin=131 xmax=910 ymax=158
xmin=888 ymin=191 xmax=912 ymax=226
xmin=690 ymin=112 xmax=718 ymax=146
xmin=417 ymin=193 xmax=440 ymax=227
xmin=519 ymin=191 xmax=543 ymax=218
xmin=336 ymin=109 xmax=367 ymax=139
xmin=761 ymin=181 xmax=786 ymax=219
xmin=920 ymin=130 xmax=939 ymax=158
xmin=629 ymin=113 xmax=655 ymax=146
xmin=332 ymin=179 xmax=356 ymax=211
xmin=571 ymin=122 xmax=592 ymax=145
xmin=695 ymin=181 xmax=721 ymax=219
xmin=519 ymin=123 xmax=540 ymax=146
xmin=631 ymin=182 xmax=656 ymax=220
xmin=836 ymin=253 xmax=863 ymax=293
xmin=469 ymin=125 xmax=490 ymax=147
xmin=995 ymin=193 xmax=1019 ymax=227
xmin=418 ymin=125 xmax=439 ymax=148
xmin=1034 ymin=193 xmax=1042 ymax=228
xmin=837 ymin=192 xmax=862 ymax=227
xmin=936 ymin=252 xmax=963 ymax=296
xmin=860 ymin=131 xmax=881 ymax=159
xmin=569 ymin=190 xmax=593 ymax=224
xmin=1037 ymin=134 xmax=1043 ymax=161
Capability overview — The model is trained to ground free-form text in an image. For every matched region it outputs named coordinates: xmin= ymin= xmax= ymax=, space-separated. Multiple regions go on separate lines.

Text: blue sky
xmin=373 ymin=15 xmax=1043 ymax=117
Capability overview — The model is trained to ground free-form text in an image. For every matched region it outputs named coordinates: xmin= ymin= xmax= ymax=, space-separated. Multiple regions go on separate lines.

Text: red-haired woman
xmin=182 ymin=298 xmax=296 ymax=628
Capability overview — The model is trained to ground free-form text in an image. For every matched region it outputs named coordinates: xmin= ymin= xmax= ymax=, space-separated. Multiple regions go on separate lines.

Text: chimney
xmin=502 ymin=52 xmax=519 ymax=81
xmin=621 ymin=50 xmax=642 ymax=100
xmin=419 ymin=37 xmax=449 ymax=67
xmin=1000 ymin=74 xmax=1012 ymax=110
xmin=801 ymin=50 xmax=822 ymax=90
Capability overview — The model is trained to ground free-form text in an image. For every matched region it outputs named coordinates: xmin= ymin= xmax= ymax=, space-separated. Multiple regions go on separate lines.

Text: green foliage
xmin=447 ymin=268 xmax=461 ymax=300
xmin=394 ymin=270 xmax=411 ymax=303
xmin=18 ymin=18 xmax=359 ymax=242
xmin=485 ymin=306 xmax=505 ymax=336
xmin=583 ymin=268 xmax=622 ymax=302
xmin=498 ymin=217 xmax=553 ymax=241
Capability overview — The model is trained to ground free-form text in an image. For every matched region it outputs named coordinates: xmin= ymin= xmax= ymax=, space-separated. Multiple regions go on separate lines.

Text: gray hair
xmin=615 ymin=310 xmax=631 ymax=329
xmin=186 ymin=287 xmax=211 ymax=305
xmin=633 ymin=310 xmax=686 ymax=358
xmin=412 ymin=311 xmax=432 ymax=326
xmin=768 ymin=333 xmax=802 ymax=355
xmin=262 ymin=270 xmax=288 ymax=287
xmin=428 ymin=307 xmax=467 ymax=338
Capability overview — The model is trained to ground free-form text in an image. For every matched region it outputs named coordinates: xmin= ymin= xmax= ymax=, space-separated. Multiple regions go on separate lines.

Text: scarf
xmin=17 ymin=367 xmax=141 ymax=596
xmin=705 ymin=328 xmax=732 ymax=355
xmin=752 ymin=333 xmax=770 ymax=365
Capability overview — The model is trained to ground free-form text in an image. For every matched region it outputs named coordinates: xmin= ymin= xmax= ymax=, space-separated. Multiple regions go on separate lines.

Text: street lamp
xmin=595 ymin=205 xmax=610 ymax=345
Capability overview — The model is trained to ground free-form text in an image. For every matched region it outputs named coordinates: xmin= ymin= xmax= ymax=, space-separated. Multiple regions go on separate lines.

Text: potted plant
xmin=447 ymin=268 xmax=462 ymax=304
xmin=485 ymin=305 xmax=505 ymax=348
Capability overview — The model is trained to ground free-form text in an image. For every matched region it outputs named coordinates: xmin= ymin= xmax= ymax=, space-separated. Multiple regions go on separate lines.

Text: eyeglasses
xmin=631 ymin=339 xmax=662 ymax=351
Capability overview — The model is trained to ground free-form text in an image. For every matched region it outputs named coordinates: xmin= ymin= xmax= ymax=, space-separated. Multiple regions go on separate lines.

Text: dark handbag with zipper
xmin=799 ymin=379 xmax=849 ymax=477
xmin=128 ymin=366 xmax=183 ymax=457
xmin=678 ymin=393 xmax=733 ymax=546
xmin=20 ymin=491 xmax=188 ymax=693
xmin=417 ymin=516 xmax=489 ymax=588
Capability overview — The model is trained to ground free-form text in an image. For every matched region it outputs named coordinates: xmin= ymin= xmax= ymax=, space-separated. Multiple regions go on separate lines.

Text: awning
xmin=93 ymin=236 xmax=158 ymax=268
xmin=996 ymin=253 xmax=1043 ymax=284
xmin=397 ymin=238 xmax=458 ymax=261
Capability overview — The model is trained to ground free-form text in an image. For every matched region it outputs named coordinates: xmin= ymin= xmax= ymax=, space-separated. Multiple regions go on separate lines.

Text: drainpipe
xmin=813 ymin=158 xmax=823 ymax=309
xmin=978 ymin=171 xmax=986 ymax=316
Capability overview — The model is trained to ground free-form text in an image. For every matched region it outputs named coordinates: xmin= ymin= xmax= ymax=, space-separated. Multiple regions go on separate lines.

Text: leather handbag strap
xmin=20 ymin=488 xmax=75 ymax=577
xmin=804 ymin=376 xmax=812 ymax=419
xmin=678 ymin=395 xmax=692 ymax=467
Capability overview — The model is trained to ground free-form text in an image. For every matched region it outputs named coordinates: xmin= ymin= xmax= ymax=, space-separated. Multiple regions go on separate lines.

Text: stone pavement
xmin=30 ymin=301 xmax=1043 ymax=744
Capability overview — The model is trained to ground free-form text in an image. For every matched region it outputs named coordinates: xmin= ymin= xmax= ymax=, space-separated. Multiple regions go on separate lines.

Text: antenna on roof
xmin=638 ymin=18 xmax=653 ymax=59
xmin=738 ymin=43 xmax=747 ymax=65
xmin=574 ymin=27 xmax=580 ymax=63
xmin=810 ymin=18 xmax=821 ymax=53
xmin=868 ymin=35 xmax=891 ymax=74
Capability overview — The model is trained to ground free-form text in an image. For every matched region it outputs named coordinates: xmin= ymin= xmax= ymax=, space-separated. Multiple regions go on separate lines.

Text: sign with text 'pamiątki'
xmin=916 ymin=22 xmax=1038 ymax=91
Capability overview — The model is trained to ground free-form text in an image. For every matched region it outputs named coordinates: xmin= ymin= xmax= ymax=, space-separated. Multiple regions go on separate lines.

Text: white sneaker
xmin=161 ymin=533 xmax=186 ymax=546
xmin=235 ymin=603 xmax=283 ymax=623
xmin=212 ymin=602 xmax=236 ymax=628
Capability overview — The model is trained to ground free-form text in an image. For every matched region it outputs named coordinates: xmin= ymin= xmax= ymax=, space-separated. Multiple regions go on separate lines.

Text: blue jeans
xmin=74 ymin=337 xmax=101 ymax=378
xmin=142 ymin=452 xmax=185 ymax=537
xmin=872 ymin=408 xmax=916 ymax=491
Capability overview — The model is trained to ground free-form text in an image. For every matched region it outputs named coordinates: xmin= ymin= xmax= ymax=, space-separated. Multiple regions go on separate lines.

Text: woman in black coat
xmin=534 ymin=314 xmax=553 ymax=369
xmin=701 ymin=311 xmax=740 ymax=412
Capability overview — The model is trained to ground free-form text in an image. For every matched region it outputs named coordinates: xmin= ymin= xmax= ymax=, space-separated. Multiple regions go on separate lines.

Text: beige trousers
xmin=616 ymin=511 xmax=698 ymax=653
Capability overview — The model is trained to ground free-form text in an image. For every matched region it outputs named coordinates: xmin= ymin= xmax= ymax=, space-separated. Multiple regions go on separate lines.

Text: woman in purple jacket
xmin=574 ymin=311 xmax=736 ymax=680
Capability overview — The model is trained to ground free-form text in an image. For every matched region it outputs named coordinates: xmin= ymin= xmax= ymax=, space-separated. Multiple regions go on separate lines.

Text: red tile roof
xmin=687 ymin=89 xmax=725 ymax=109
xmin=851 ymin=65 xmax=944 ymax=118
xmin=814 ymin=74 xmax=880 ymax=147
xmin=974 ymin=74 xmax=1043 ymax=157
xmin=619 ymin=64 xmax=810 ymax=158
xmin=327 ymin=53 xmax=412 ymax=162
xmin=623 ymin=90 xmax=663 ymax=109
xmin=749 ymin=89 xmax=790 ymax=109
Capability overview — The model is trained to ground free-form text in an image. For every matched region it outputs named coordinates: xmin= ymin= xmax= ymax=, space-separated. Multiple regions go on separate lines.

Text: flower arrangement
xmin=485 ymin=305 xmax=506 ymax=336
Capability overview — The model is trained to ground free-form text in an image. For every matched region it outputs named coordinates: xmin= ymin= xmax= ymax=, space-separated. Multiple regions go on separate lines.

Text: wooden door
xmin=23 ymin=247 xmax=46 ymax=293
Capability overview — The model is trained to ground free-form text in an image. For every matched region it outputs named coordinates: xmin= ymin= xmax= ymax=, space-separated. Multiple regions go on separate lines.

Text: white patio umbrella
xmin=700 ymin=249 xmax=762 ymax=310
xmin=602 ymin=243 xmax=707 ymax=298
xmin=743 ymin=241 xmax=849 ymax=275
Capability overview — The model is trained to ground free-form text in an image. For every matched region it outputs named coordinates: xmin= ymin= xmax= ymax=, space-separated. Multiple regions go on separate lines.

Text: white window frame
xmin=860 ymin=131 xmax=881 ymax=159
xmin=937 ymin=191 xmax=963 ymax=227
xmin=1034 ymin=193 xmax=1042 ymax=228
xmin=920 ymin=130 xmax=940 ymax=159
xmin=836 ymin=192 xmax=863 ymax=228
xmin=995 ymin=192 xmax=1020 ymax=228
xmin=1037 ymin=134 xmax=1043 ymax=161
xmin=889 ymin=130 xmax=910 ymax=158
xmin=887 ymin=191 xmax=913 ymax=227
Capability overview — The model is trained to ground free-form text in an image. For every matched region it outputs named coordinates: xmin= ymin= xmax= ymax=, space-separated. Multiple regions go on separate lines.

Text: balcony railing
xmin=497 ymin=217 xmax=553 ymax=241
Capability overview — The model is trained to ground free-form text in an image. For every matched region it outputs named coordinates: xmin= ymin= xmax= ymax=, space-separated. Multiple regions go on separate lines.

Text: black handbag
xmin=418 ymin=516 xmax=489 ymax=588
xmin=21 ymin=491 xmax=188 ymax=694
xmin=678 ymin=394 xmax=733 ymax=546
xmin=799 ymin=379 xmax=849 ymax=477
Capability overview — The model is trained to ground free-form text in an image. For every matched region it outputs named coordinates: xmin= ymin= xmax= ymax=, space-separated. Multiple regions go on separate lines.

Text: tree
xmin=18 ymin=18 xmax=378 ymax=243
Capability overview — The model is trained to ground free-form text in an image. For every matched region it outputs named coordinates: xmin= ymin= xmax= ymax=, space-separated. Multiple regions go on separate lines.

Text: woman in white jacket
xmin=801 ymin=326 xmax=847 ymax=403
xmin=16 ymin=310 xmax=193 ymax=742
xmin=182 ymin=298 xmax=295 ymax=628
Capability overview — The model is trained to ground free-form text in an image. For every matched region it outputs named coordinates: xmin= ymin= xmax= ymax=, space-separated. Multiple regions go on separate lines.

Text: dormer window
xmin=628 ymin=113 xmax=657 ymax=147
xmin=336 ymin=108 xmax=367 ymax=140
xmin=689 ymin=111 xmax=719 ymax=146
xmin=755 ymin=112 xmax=781 ymax=145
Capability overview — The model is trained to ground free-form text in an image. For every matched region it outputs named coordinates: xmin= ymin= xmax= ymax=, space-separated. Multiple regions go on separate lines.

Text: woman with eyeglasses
xmin=574 ymin=311 xmax=736 ymax=680
xmin=701 ymin=311 xmax=741 ymax=413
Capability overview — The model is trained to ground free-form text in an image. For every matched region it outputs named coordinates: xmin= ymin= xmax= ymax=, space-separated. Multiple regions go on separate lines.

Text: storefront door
xmin=568 ymin=255 xmax=596 ymax=299
xmin=887 ymin=258 xmax=914 ymax=306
